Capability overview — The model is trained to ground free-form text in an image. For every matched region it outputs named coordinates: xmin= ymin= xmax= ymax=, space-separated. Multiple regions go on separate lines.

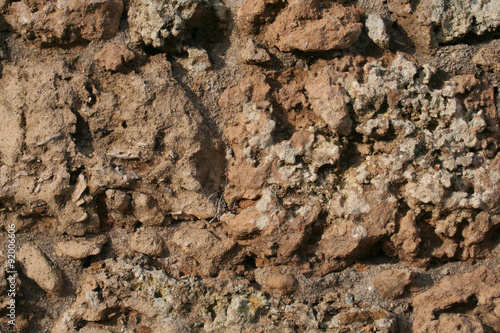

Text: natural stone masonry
xmin=0 ymin=0 xmax=499 ymax=331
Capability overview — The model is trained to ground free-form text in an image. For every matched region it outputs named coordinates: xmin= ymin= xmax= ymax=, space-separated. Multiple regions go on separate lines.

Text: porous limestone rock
xmin=179 ymin=47 xmax=212 ymax=73
xmin=128 ymin=0 xmax=217 ymax=51
xmin=2 ymin=0 xmax=500 ymax=331
xmin=365 ymin=14 xmax=390 ymax=49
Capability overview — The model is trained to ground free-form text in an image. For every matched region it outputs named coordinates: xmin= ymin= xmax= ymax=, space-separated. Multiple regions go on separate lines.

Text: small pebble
xmin=345 ymin=292 xmax=354 ymax=305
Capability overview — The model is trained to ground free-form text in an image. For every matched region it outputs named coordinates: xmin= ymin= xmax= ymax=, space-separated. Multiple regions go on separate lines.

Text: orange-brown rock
xmin=56 ymin=235 xmax=107 ymax=259
xmin=2 ymin=0 xmax=500 ymax=330
xmin=318 ymin=190 xmax=398 ymax=274
xmin=255 ymin=267 xmax=298 ymax=295
xmin=372 ymin=268 xmax=413 ymax=299
xmin=224 ymin=189 xmax=286 ymax=240
xmin=94 ymin=43 xmax=136 ymax=72
xmin=328 ymin=308 xmax=397 ymax=332
xmin=412 ymin=266 xmax=500 ymax=333
xmin=18 ymin=243 xmax=64 ymax=294
xmin=171 ymin=226 xmax=235 ymax=276
xmin=473 ymin=47 xmax=500 ymax=73
xmin=130 ymin=229 xmax=165 ymax=257
xmin=264 ymin=1 xmax=363 ymax=52
xmin=237 ymin=0 xmax=363 ymax=52
xmin=305 ymin=66 xmax=353 ymax=135
xmin=388 ymin=210 xmax=422 ymax=264
xmin=4 ymin=0 xmax=123 ymax=45
xmin=236 ymin=0 xmax=285 ymax=35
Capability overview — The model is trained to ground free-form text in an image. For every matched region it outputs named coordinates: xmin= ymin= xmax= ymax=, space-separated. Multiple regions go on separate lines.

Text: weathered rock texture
xmin=0 ymin=0 xmax=500 ymax=331
xmin=389 ymin=0 xmax=500 ymax=51
xmin=18 ymin=243 xmax=63 ymax=294
xmin=128 ymin=0 xmax=226 ymax=51
xmin=412 ymin=266 xmax=500 ymax=333
xmin=238 ymin=0 xmax=364 ymax=51
xmin=4 ymin=0 xmax=123 ymax=45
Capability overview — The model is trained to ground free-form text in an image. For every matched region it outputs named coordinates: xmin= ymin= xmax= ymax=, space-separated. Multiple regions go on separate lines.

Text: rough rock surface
xmin=372 ymin=268 xmax=413 ymax=299
xmin=389 ymin=0 xmax=500 ymax=51
xmin=130 ymin=228 xmax=165 ymax=257
xmin=18 ymin=243 xmax=63 ymax=294
xmin=4 ymin=0 xmax=123 ymax=45
xmin=366 ymin=13 xmax=390 ymax=49
xmin=128 ymin=0 xmax=225 ymax=51
xmin=1 ymin=0 xmax=500 ymax=331
xmin=55 ymin=235 xmax=107 ymax=259
xmin=238 ymin=0 xmax=364 ymax=51
xmin=412 ymin=266 xmax=500 ymax=333
xmin=94 ymin=42 xmax=136 ymax=72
